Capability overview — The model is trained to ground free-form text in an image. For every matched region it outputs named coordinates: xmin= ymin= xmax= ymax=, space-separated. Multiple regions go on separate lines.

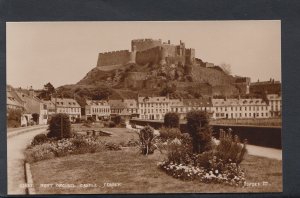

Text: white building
xmin=85 ymin=100 xmax=110 ymax=120
xmin=266 ymin=94 xmax=281 ymax=117
xmin=15 ymin=89 xmax=48 ymax=125
xmin=212 ymin=98 xmax=270 ymax=119
xmin=51 ymin=98 xmax=81 ymax=122
xmin=169 ymin=98 xmax=213 ymax=120
xmin=138 ymin=96 xmax=170 ymax=120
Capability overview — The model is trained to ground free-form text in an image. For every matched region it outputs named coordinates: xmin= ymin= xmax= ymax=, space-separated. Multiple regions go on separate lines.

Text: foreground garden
xmin=25 ymin=113 xmax=282 ymax=194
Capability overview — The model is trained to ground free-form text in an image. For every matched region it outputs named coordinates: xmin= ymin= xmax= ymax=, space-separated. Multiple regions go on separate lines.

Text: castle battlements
xmin=97 ymin=39 xmax=196 ymax=67
xmin=99 ymin=50 xmax=130 ymax=55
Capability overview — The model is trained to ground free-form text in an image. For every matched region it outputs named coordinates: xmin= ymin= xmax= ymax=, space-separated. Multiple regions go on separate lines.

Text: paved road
xmin=7 ymin=126 xmax=48 ymax=195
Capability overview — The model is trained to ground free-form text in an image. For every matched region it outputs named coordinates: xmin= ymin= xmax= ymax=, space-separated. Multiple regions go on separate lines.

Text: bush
xmin=32 ymin=113 xmax=39 ymax=124
xmin=186 ymin=110 xmax=212 ymax=153
xmin=164 ymin=112 xmax=179 ymax=128
xmin=216 ymin=129 xmax=247 ymax=165
xmin=112 ymin=115 xmax=126 ymax=127
xmin=108 ymin=121 xmax=116 ymax=128
xmin=87 ymin=116 xmax=96 ymax=123
xmin=32 ymin=134 xmax=48 ymax=146
xmin=7 ymin=119 xmax=21 ymax=128
xmin=7 ymin=109 xmax=22 ymax=128
xmin=159 ymin=127 xmax=182 ymax=141
xmin=47 ymin=113 xmax=72 ymax=139
xmin=139 ymin=125 xmax=155 ymax=155
xmin=158 ymin=129 xmax=247 ymax=186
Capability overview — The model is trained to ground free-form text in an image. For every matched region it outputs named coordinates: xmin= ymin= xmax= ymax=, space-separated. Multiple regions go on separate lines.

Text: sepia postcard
xmin=6 ymin=21 xmax=282 ymax=195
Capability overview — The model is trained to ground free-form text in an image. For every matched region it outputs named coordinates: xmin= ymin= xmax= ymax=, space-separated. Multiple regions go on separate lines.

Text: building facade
xmin=51 ymin=98 xmax=81 ymax=122
xmin=138 ymin=96 xmax=170 ymax=120
xmin=169 ymin=98 xmax=213 ymax=120
xmin=211 ymin=98 xmax=270 ymax=119
xmin=85 ymin=100 xmax=111 ymax=120
xmin=266 ymin=94 xmax=281 ymax=117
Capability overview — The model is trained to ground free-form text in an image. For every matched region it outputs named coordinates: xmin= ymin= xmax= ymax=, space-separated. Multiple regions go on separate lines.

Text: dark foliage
xmin=32 ymin=134 xmax=48 ymax=146
xmin=32 ymin=113 xmax=39 ymax=124
xmin=139 ymin=125 xmax=155 ymax=155
xmin=47 ymin=113 xmax=72 ymax=139
xmin=164 ymin=112 xmax=179 ymax=128
xmin=186 ymin=110 xmax=212 ymax=153
xmin=159 ymin=127 xmax=182 ymax=141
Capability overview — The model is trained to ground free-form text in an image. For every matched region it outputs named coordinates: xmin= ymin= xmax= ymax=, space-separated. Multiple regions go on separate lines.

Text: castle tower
xmin=129 ymin=45 xmax=137 ymax=63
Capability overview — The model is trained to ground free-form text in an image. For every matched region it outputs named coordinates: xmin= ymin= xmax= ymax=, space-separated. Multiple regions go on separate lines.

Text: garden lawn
xmin=30 ymin=148 xmax=282 ymax=194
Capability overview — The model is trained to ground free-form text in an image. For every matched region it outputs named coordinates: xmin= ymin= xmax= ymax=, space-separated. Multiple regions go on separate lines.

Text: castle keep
xmin=96 ymin=39 xmax=195 ymax=67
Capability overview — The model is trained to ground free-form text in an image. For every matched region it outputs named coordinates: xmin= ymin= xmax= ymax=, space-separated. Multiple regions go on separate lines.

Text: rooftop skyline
xmin=7 ymin=21 xmax=281 ymax=89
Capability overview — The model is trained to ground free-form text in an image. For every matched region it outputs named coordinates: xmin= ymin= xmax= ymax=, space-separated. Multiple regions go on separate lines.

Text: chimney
xmin=29 ymin=86 xmax=34 ymax=97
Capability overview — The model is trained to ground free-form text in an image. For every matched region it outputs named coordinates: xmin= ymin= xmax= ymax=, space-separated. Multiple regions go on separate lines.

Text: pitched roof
xmin=86 ymin=100 xmax=109 ymax=106
xmin=51 ymin=98 xmax=80 ymax=108
xmin=182 ymin=99 xmax=212 ymax=107
xmin=7 ymin=91 xmax=24 ymax=108
xmin=212 ymin=98 xmax=267 ymax=106
xmin=108 ymin=100 xmax=126 ymax=109
xmin=138 ymin=96 xmax=169 ymax=103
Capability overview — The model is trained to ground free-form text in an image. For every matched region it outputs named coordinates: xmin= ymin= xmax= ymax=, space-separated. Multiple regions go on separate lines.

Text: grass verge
xmin=30 ymin=149 xmax=282 ymax=194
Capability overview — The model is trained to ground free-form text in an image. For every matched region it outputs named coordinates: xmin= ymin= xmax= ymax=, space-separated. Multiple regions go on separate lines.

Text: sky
xmin=6 ymin=21 xmax=281 ymax=89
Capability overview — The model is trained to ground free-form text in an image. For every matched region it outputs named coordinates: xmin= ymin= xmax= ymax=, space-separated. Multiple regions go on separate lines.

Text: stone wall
xmin=97 ymin=50 xmax=131 ymax=67
xmin=124 ymin=72 xmax=147 ymax=89
xmin=131 ymin=39 xmax=162 ymax=52
xmin=136 ymin=46 xmax=164 ymax=65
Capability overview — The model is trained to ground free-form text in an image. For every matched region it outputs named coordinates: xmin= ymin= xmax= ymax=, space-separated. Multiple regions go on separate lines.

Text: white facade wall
xmin=138 ymin=96 xmax=170 ymax=120
xmin=212 ymin=99 xmax=270 ymax=119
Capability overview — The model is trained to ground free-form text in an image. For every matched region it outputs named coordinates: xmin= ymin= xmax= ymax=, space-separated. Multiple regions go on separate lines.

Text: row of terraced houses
xmin=7 ymin=85 xmax=281 ymax=127
xmin=83 ymin=94 xmax=281 ymax=121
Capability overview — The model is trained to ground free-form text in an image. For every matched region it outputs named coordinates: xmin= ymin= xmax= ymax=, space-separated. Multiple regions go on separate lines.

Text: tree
xmin=220 ymin=63 xmax=232 ymax=75
xmin=91 ymin=86 xmax=112 ymax=100
xmin=139 ymin=126 xmax=155 ymax=155
xmin=47 ymin=113 xmax=72 ymax=139
xmin=160 ymin=84 xmax=176 ymax=96
xmin=186 ymin=110 xmax=212 ymax=153
xmin=164 ymin=112 xmax=179 ymax=128
xmin=38 ymin=82 xmax=55 ymax=100
xmin=31 ymin=113 xmax=39 ymax=124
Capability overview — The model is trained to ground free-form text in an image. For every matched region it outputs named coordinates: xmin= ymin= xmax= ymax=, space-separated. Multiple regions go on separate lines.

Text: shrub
xmin=87 ymin=116 xmax=96 ymax=123
xmin=32 ymin=134 xmax=48 ymax=146
xmin=7 ymin=109 xmax=22 ymax=128
xmin=112 ymin=115 xmax=122 ymax=125
xmin=139 ymin=125 xmax=155 ymax=155
xmin=186 ymin=110 xmax=212 ymax=153
xmin=108 ymin=121 xmax=116 ymax=128
xmin=159 ymin=127 xmax=182 ymax=141
xmin=47 ymin=113 xmax=72 ymax=139
xmin=216 ymin=129 xmax=247 ymax=165
xmin=32 ymin=113 xmax=39 ymax=124
xmin=164 ymin=112 xmax=179 ymax=128
xmin=158 ymin=130 xmax=247 ymax=187
xmin=112 ymin=115 xmax=126 ymax=127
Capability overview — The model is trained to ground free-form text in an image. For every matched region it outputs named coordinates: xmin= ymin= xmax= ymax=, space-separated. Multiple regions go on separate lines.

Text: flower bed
xmin=25 ymin=134 xmax=121 ymax=163
xmin=158 ymin=158 xmax=245 ymax=186
xmin=157 ymin=128 xmax=247 ymax=187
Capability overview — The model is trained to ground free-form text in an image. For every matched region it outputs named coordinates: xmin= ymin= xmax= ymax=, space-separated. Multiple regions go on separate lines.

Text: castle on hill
xmin=96 ymin=39 xmax=195 ymax=67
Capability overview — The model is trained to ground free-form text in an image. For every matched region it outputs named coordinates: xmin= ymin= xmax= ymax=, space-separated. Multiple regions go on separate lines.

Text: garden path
xmin=7 ymin=126 xmax=48 ymax=195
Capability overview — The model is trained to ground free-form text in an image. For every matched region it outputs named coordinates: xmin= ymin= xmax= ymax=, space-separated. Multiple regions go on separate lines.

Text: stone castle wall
xmin=97 ymin=50 xmax=131 ymax=67
xmin=97 ymin=39 xmax=195 ymax=67
xmin=131 ymin=39 xmax=162 ymax=52
xmin=136 ymin=46 xmax=164 ymax=65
